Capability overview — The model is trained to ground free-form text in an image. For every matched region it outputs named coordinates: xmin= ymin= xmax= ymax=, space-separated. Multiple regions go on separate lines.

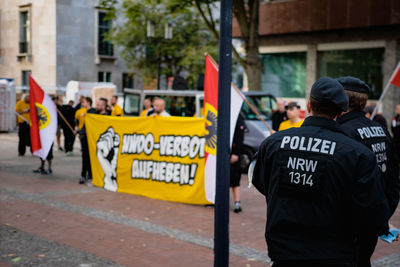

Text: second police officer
xmin=336 ymin=76 xmax=400 ymax=267
xmin=251 ymin=77 xmax=390 ymax=267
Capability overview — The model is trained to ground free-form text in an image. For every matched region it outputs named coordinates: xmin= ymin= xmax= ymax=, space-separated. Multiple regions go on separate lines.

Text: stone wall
xmin=55 ymin=0 xmax=131 ymax=91
xmin=0 ymin=0 xmax=57 ymax=87
xmin=0 ymin=0 xmax=132 ymax=91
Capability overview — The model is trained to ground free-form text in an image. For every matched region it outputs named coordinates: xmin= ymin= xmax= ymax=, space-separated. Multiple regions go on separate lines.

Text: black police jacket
xmin=337 ymin=111 xmax=400 ymax=217
xmin=252 ymin=116 xmax=389 ymax=262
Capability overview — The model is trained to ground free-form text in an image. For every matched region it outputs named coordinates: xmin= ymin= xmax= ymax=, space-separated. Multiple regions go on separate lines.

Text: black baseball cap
xmin=336 ymin=76 xmax=370 ymax=95
xmin=310 ymin=77 xmax=348 ymax=112
xmin=285 ymin=102 xmax=300 ymax=110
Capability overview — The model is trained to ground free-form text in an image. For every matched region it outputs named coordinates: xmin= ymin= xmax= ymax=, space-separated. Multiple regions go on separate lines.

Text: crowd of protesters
xmin=14 ymin=95 xmax=124 ymax=178
xmin=14 ymin=94 xmax=172 ymax=184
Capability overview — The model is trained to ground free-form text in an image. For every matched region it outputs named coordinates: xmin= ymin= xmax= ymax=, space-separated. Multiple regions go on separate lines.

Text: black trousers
xmin=356 ymin=235 xmax=378 ymax=267
xmin=18 ymin=122 xmax=30 ymax=155
xmin=63 ymin=127 xmax=75 ymax=152
xmin=81 ymin=135 xmax=92 ymax=179
xmin=230 ymin=160 xmax=241 ymax=187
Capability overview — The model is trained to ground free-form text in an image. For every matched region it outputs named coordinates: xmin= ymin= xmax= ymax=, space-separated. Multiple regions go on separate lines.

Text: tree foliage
xmin=100 ymin=0 xmax=218 ymax=88
xmin=169 ymin=0 xmax=261 ymax=91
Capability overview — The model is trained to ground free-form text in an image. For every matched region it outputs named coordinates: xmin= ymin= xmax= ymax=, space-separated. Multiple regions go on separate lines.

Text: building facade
xmin=233 ymin=0 xmax=400 ymax=121
xmin=0 ymin=0 xmax=135 ymax=92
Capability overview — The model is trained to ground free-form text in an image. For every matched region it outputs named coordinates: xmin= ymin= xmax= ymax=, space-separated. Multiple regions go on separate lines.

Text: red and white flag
xmin=203 ymin=54 xmax=244 ymax=203
xmin=390 ymin=62 xmax=400 ymax=88
xmin=29 ymin=76 xmax=58 ymax=160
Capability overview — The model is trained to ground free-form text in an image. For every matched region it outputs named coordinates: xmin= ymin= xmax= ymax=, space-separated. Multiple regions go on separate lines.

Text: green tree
xmin=100 ymin=0 xmax=218 ymax=88
xmin=169 ymin=0 xmax=261 ymax=91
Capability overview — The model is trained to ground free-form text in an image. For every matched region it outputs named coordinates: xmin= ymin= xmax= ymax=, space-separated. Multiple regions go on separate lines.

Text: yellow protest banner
xmin=85 ymin=114 xmax=210 ymax=205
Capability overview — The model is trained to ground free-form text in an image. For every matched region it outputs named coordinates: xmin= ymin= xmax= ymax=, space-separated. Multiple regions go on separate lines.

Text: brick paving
xmin=0 ymin=132 xmax=399 ymax=266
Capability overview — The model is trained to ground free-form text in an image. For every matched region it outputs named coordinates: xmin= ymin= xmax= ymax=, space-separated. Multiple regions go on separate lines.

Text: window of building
xmin=122 ymin=73 xmax=134 ymax=89
xmin=98 ymin=12 xmax=113 ymax=56
xmin=98 ymin=71 xmax=111 ymax=82
xmin=19 ymin=10 xmax=30 ymax=54
xmin=22 ymin=70 xmax=31 ymax=86
xmin=261 ymin=52 xmax=307 ymax=97
xmin=318 ymin=48 xmax=384 ymax=99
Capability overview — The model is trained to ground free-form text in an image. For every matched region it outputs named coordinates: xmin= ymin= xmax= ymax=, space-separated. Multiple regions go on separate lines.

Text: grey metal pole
xmin=214 ymin=0 xmax=232 ymax=266
xmin=371 ymin=61 xmax=400 ymax=119
xmin=157 ymin=41 xmax=162 ymax=90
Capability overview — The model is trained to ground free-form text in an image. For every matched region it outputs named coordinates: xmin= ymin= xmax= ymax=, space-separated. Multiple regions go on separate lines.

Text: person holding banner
xmin=79 ymin=97 xmax=96 ymax=184
xmin=96 ymin=98 xmax=110 ymax=115
xmin=111 ymin=95 xmax=123 ymax=116
xmin=60 ymin=101 xmax=76 ymax=155
xmin=149 ymin=98 xmax=170 ymax=117
xmin=141 ymin=98 xmax=153 ymax=117
xmin=15 ymin=94 xmax=31 ymax=156
xmin=52 ymin=96 xmax=64 ymax=151
xmin=251 ymin=77 xmax=389 ymax=266
xmin=336 ymin=76 xmax=400 ymax=267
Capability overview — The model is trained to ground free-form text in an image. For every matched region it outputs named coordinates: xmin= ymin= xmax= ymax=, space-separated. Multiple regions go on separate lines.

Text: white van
xmin=123 ymin=89 xmax=277 ymax=172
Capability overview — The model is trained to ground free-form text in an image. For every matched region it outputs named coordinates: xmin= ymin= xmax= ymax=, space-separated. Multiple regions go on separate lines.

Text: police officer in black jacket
xmin=336 ymin=76 xmax=400 ymax=267
xmin=251 ymin=77 xmax=390 ymax=267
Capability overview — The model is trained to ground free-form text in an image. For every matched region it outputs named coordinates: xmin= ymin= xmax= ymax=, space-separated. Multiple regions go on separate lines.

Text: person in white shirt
xmin=152 ymin=98 xmax=170 ymax=117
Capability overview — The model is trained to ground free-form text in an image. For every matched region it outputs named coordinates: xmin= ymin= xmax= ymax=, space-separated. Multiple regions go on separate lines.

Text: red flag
xmin=29 ymin=76 xmax=43 ymax=152
xmin=29 ymin=76 xmax=58 ymax=160
xmin=203 ymin=54 xmax=244 ymax=203
xmin=390 ymin=62 xmax=400 ymax=87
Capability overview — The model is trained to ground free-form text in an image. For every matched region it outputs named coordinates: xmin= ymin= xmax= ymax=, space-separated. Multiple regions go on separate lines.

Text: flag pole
xmin=214 ymin=0 xmax=232 ymax=266
xmin=371 ymin=61 xmax=400 ymax=119
xmin=14 ymin=111 xmax=30 ymax=123
xmin=231 ymin=84 xmax=274 ymax=132
xmin=0 ymin=98 xmax=30 ymax=123
xmin=206 ymin=53 xmax=273 ymax=132
xmin=56 ymin=108 xmax=76 ymax=134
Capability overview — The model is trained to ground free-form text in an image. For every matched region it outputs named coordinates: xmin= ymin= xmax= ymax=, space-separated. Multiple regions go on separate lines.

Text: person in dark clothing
xmin=392 ymin=104 xmax=400 ymax=160
xmin=251 ymin=77 xmax=389 ymax=267
xmin=74 ymin=96 xmax=84 ymax=111
xmin=336 ymin=77 xmax=400 ymax=267
xmin=52 ymin=96 xmax=64 ymax=151
xmin=230 ymin=115 xmax=246 ymax=213
xmin=363 ymin=106 xmax=388 ymax=129
xmin=96 ymin=97 xmax=111 ymax=115
xmin=271 ymin=99 xmax=287 ymax=131
xmin=172 ymin=75 xmax=189 ymax=90
xmin=59 ymin=102 xmax=76 ymax=155
xmin=79 ymin=97 xmax=96 ymax=184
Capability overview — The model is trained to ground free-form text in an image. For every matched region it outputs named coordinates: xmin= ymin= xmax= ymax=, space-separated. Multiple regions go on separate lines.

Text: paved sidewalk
xmin=0 ymin=133 xmax=399 ymax=266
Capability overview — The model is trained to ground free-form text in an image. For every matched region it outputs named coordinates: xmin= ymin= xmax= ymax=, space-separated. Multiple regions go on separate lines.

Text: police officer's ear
xmin=306 ymin=101 xmax=312 ymax=115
